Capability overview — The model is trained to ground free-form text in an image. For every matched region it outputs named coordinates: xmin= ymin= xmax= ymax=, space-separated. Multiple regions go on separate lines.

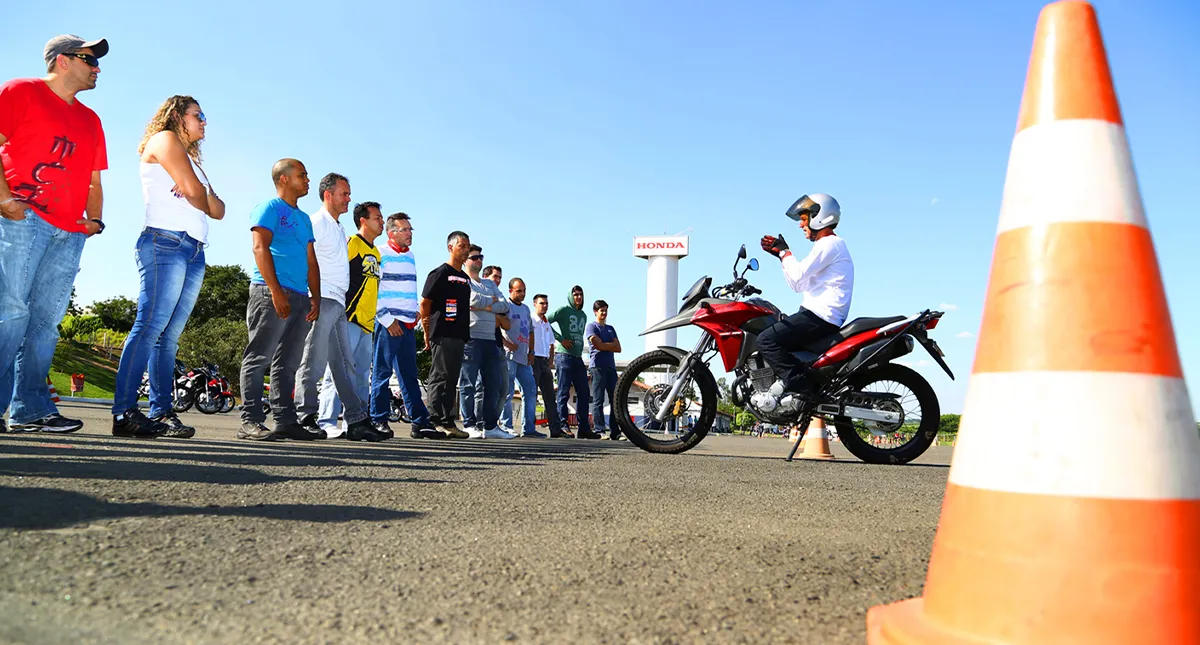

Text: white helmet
xmin=785 ymin=193 xmax=841 ymax=230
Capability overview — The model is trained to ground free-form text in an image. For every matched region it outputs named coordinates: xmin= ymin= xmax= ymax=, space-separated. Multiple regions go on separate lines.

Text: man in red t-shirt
xmin=0 ymin=34 xmax=109 ymax=434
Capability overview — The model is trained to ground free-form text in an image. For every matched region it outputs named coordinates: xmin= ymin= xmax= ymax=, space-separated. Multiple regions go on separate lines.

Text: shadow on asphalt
xmin=0 ymin=432 xmax=625 ymax=485
xmin=687 ymin=452 xmax=951 ymax=469
xmin=0 ymin=486 xmax=420 ymax=530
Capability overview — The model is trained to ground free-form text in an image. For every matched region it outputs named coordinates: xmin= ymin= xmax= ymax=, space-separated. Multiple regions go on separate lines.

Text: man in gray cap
xmin=0 ymin=34 xmax=110 ymax=435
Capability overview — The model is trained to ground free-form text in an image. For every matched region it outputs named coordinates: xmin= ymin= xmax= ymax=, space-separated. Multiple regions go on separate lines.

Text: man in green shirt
xmin=549 ymin=285 xmax=600 ymax=439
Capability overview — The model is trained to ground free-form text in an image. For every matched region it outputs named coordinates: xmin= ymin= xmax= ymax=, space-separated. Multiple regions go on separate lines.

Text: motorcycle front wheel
xmin=172 ymin=387 xmax=194 ymax=413
xmin=613 ymin=350 xmax=718 ymax=454
xmin=195 ymin=392 xmax=222 ymax=414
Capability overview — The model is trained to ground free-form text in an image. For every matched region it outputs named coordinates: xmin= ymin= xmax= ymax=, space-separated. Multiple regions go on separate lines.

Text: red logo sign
xmin=636 ymin=242 xmax=685 ymax=249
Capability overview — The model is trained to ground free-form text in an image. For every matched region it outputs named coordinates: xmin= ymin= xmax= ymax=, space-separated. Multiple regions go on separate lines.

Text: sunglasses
xmin=468 ymin=254 xmax=484 ymax=261
xmin=67 ymin=52 xmax=100 ymax=67
xmin=191 ymin=111 xmax=207 ymax=124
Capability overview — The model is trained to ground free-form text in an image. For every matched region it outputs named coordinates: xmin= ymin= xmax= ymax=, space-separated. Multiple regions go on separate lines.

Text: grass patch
xmin=49 ymin=341 xmax=120 ymax=399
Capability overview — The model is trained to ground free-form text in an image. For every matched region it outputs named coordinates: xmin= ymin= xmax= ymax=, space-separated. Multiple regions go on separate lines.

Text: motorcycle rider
xmin=757 ymin=193 xmax=855 ymax=400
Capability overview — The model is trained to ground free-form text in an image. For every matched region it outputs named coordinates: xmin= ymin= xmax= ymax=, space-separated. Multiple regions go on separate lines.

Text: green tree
xmin=178 ymin=318 xmax=249 ymax=396
xmin=188 ymin=264 xmax=251 ymax=329
xmin=67 ymin=287 xmax=83 ymax=316
xmin=71 ymin=315 xmax=104 ymax=339
xmin=735 ymin=411 xmax=755 ymax=430
xmin=939 ymin=414 xmax=962 ymax=434
xmin=91 ymin=296 xmax=138 ymax=333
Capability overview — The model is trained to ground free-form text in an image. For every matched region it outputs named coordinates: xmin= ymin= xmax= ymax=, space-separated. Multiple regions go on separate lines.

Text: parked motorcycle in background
xmin=614 ymin=238 xmax=953 ymax=464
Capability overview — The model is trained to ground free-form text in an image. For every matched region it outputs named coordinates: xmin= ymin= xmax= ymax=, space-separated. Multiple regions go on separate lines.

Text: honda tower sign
xmin=632 ymin=236 xmax=689 ymax=257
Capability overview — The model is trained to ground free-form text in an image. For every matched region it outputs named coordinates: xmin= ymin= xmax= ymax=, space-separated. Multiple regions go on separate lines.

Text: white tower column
xmin=644 ymin=255 xmax=679 ymax=352
xmin=633 ymin=235 xmax=690 ymax=354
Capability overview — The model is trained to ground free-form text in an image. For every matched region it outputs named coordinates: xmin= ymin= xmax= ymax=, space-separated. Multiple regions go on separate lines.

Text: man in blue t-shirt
xmin=238 ymin=158 xmax=323 ymax=442
xmin=585 ymin=299 xmax=622 ymax=440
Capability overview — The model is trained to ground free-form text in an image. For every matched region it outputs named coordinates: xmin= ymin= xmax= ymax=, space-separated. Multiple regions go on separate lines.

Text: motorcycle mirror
xmin=748 ymin=258 xmax=759 ymax=271
xmin=738 ymin=245 xmax=747 ymax=259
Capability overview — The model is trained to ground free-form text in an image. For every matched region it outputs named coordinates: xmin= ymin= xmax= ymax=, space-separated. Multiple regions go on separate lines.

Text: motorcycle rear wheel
xmin=831 ymin=363 xmax=940 ymax=465
xmin=613 ymin=350 xmax=718 ymax=454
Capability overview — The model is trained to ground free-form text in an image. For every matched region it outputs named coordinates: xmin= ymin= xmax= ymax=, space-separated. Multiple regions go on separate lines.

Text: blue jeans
xmin=317 ymin=322 xmax=374 ymax=432
xmin=0 ymin=209 xmax=86 ymax=423
xmin=370 ymin=322 xmax=428 ymax=426
xmin=111 ymin=228 xmax=206 ymax=417
xmin=589 ymin=365 xmax=618 ymax=433
xmin=555 ymin=354 xmax=591 ymax=434
xmin=500 ymin=360 xmax=537 ymax=434
xmin=458 ymin=338 xmax=505 ymax=430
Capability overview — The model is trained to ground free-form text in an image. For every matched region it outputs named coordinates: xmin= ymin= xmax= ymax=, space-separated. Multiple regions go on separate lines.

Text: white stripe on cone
xmin=998 ymin=120 xmax=1145 ymax=233
xmin=949 ymin=371 xmax=1200 ymax=499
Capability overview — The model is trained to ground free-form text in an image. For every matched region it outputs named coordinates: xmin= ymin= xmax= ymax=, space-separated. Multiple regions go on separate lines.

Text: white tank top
xmin=140 ymin=157 xmax=209 ymax=244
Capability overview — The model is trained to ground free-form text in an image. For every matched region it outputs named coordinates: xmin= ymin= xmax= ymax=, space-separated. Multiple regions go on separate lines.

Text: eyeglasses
xmin=468 ymin=255 xmax=483 ymax=261
xmin=67 ymin=52 xmax=100 ymax=67
xmin=190 ymin=111 xmax=207 ymax=124
xmin=397 ymin=227 xmax=413 ymax=233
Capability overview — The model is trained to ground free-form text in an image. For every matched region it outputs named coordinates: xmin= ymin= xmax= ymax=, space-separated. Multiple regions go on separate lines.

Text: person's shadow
xmin=0 ymin=486 xmax=419 ymax=531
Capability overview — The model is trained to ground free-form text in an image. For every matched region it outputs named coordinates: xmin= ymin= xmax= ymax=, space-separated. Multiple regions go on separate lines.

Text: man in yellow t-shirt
xmin=316 ymin=200 xmax=383 ymax=436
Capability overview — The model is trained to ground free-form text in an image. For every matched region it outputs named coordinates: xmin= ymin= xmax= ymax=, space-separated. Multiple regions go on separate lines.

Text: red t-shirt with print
xmin=0 ymin=78 xmax=108 ymax=232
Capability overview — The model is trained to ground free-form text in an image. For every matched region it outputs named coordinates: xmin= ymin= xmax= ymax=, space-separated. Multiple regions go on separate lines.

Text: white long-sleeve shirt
xmin=309 ymin=208 xmax=350 ymax=302
xmin=780 ymin=235 xmax=854 ymax=326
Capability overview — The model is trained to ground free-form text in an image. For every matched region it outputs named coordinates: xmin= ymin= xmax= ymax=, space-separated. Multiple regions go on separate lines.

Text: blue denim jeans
xmin=317 ymin=322 xmax=374 ymax=433
xmin=555 ymin=354 xmax=591 ymax=434
xmin=111 ymin=228 xmax=206 ymax=417
xmin=500 ymin=359 xmax=537 ymax=434
xmin=370 ymin=321 xmax=429 ymax=426
xmin=458 ymin=338 xmax=505 ymax=430
xmin=0 ymin=209 xmax=86 ymax=423
xmin=589 ymin=365 xmax=618 ymax=432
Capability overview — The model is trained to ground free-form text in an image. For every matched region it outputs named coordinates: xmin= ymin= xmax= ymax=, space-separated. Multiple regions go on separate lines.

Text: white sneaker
xmin=484 ymin=427 xmax=516 ymax=440
xmin=466 ymin=427 xmax=485 ymax=439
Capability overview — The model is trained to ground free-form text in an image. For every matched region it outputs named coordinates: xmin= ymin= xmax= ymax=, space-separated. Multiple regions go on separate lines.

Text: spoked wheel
xmin=831 ymin=364 xmax=939 ymax=465
xmin=195 ymin=391 xmax=221 ymax=414
xmin=172 ymin=387 xmax=194 ymax=413
xmin=613 ymin=350 xmax=718 ymax=454
xmin=219 ymin=395 xmax=235 ymax=413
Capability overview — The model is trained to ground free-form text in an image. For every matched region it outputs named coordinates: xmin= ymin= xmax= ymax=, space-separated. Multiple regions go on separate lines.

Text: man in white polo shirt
xmin=294 ymin=173 xmax=385 ymax=442
xmin=531 ymin=293 xmax=569 ymax=437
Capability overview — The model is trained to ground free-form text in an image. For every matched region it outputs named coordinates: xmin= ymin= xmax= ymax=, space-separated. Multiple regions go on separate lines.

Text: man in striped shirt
xmin=370 ymin=212 xmax=445 ymax=439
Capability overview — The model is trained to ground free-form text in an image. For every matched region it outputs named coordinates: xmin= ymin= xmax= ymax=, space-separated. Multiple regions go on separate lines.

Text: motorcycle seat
xmin=798 ymin=315 xmax=908 ymax=355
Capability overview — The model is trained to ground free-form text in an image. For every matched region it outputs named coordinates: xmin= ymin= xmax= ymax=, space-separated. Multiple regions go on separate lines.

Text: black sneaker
xmin=12 ymin=413 xmax=84 ymax=434
xmin=151 ymin=413 xmax=196 ymax=438
xmin=238 ymin=421 xmax=276 ymax=441
xmin=347 ymin=419 xmax=388 ymax=442
xmin=112 ymin=409 xmax=163 ymax=438
xmin=276 ymin=423 xmax=326 ymax=441
xmin=373 ymin=421 xmax=395 ymax=440
xmin=299 ymin=413 xmax=321 ymax=432
xmin=409 ymin=421 xmax=447 ymax=440
xmin=0 ymin=418 xmax=7 ymax=433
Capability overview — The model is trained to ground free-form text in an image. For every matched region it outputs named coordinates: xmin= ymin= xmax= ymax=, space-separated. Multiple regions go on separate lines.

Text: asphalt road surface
xmin=1 ymin=402 xmax=953 ymax=644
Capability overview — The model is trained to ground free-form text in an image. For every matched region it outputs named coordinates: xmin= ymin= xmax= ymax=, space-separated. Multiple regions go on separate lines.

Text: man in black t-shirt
xmin=419 ymin=230 xmax=473 ymax=436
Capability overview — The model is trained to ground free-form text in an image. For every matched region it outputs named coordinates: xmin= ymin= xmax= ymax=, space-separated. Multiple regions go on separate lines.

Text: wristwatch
xmin=90 ymin=219 xmax=105 ymax=234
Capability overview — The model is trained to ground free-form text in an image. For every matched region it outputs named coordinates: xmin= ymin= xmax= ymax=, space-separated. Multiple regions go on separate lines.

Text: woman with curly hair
xmin=111 ymin=95 xmax=224 ymax=438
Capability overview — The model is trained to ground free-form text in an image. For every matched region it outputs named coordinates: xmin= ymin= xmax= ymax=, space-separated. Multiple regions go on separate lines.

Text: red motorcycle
xmin=613 ymin=245 xmax=954 ymax=464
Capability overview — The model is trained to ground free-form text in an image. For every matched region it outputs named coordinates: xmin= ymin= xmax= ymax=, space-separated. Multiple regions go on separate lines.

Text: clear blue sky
xmin=5 ymin=0 xmax=1198 ymax=415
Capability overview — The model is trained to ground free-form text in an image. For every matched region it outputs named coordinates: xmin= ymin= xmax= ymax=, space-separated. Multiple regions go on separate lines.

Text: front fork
xmin=653 ymin=335 xmax=713 ymax=423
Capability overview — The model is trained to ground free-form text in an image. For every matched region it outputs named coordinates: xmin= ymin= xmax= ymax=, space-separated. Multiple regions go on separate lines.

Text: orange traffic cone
xmin=867 ymin=3 xmax=1200 ymax=644
xmin=46 ymin=377 xmax=60 ymax=403
xmin=798 ymin=416 xmax=834 ymax=460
